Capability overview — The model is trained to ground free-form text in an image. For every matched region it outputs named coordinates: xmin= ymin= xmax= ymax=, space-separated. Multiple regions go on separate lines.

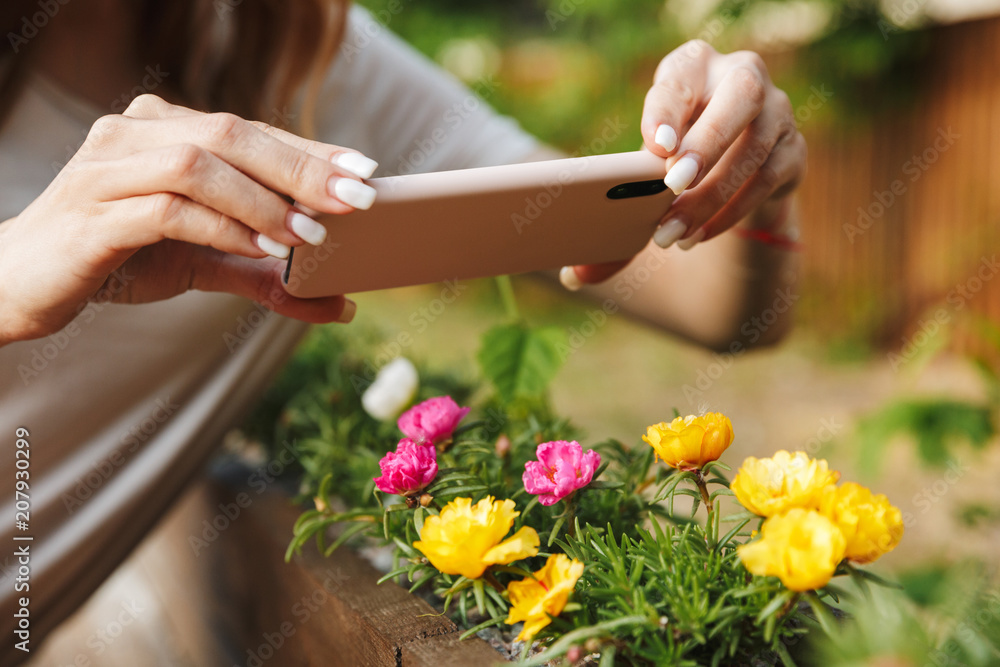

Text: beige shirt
xmin=0 ymin=6 xmax=537 ymax=657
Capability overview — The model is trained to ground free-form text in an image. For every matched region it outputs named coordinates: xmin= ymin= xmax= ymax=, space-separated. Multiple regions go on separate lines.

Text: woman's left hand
xmin=567 ymin=40 xmax=806 ymax=286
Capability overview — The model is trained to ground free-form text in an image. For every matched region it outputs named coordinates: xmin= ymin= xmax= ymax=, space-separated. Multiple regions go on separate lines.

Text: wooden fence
xmin=786 ymin=14 xmax=1000 ymax=352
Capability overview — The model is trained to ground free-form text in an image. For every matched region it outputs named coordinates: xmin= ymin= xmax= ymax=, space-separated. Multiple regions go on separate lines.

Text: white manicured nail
xmin=257 ymin=234 xmax=290 ymax=259
xmin=653 ymin=218 xmax=688 ymax=249
xmin=331 ymin=178 xmax=377 ymax=210
xmin=677 ymin=228 xmax=706 ymax=250
xmin=654 ymin=124 xmax=677 ymax=152
xmin=559 ymin=266 xmax=583 ymax=291
xmin=289 ymin=212 xmax=327 ymax=246
xmin=333 ymin=153 xmax=379 ymax=179
xmin=664 ymin=156 xmax=699 ymax=195
xmin=336 ymin=299 xmax=357 ymax=324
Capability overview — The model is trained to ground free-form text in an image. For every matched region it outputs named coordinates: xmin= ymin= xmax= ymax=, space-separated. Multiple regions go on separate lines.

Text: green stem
xmin=565 ymin=493 xmax=577 ymax=539
xmin=694 ymin=470 xmax=716 ymax=548
xmin=483 ymin=570 xmax=505 ymax=594
xmin=494 ymin=275 xmax=521 ymax=321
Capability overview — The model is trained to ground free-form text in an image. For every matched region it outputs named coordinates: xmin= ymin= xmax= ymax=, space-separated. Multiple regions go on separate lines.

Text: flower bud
xmin=642 ymin=413 xmax=733 ymax=471
xmin=398 ymin=396 xmax=471 ymax=445
xmin=361 ymin=357 xmax=419 ymax=421
xmin=495 ymin=434 xmax=512 ymax=458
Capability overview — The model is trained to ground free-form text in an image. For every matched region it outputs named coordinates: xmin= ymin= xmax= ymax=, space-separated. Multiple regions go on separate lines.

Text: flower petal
xmin=482 ymin=526 xmax=540 ymax=565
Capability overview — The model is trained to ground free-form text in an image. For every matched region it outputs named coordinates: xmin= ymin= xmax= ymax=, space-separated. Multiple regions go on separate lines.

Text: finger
xmin=654 ymin=90 xmax=798 ymax=248
xmin=121 ymin=94 xmax=201 ymax=120
xmin=641 ymin=40 xmax=713 ymax=159
xmin=695 ymin=131 xmax=807 ymax=246
xmin=248 ymin=121 xmax=379 ymax=178
xmin=663 ymin=54 xmax=770 ymax=197
xmin=121 ymin=97 xmax=379 ymax=179
xmin=89 ymin=145 xmax=322 ymax=253
xmin=106 ymin=193 xmax=269 ymax=260
xmin=558 ymin=260 xmax=631 ymax=290
xmin=82 ymin=113 xmax=377 ymax=215
xmin=191 ymin=249 xmax=358 ymax=324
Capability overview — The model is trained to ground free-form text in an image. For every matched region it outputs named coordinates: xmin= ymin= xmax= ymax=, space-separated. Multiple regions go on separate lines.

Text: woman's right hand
xmin=0 ymin=94 xmax=380 ymax=346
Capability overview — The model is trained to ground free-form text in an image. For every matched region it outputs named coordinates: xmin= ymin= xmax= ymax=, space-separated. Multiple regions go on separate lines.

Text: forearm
xmin=577 ymin=195 xmax=800 ymax=351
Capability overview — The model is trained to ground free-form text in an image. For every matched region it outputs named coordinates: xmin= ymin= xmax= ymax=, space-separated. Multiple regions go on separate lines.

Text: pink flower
xmin=523 ymin=441 xmax=601 ymax=506
xmin=397 ymin=396 xmax=471 ymax=445
xmin=374 ymin=438 xmax=438 ymax=496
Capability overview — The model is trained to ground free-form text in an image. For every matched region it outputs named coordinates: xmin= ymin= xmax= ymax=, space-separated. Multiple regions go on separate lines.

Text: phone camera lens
xmin=607 ymin=179 xmax=668 ymax=200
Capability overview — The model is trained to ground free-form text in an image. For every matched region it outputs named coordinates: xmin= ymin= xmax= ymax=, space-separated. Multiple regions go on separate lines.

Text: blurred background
xmin=27 ymin=0 xmax=1000 ymax=664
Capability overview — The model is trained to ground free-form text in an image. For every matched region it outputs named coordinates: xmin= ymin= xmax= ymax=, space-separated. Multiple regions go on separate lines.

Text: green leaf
xmin=323 ymin=521 xmax=371 ymax=557
xmin=477 ymin=322 xmax=567 ymax=402
xmin=857 ymin=398 xmax=994 ymax=474
xmin=585 ymin=481 xmax=625 ymax=491
xmin=517 ymin=616 xmax=651 ymax=666
xmin=458 ymin=615 xmax=505 ymax=641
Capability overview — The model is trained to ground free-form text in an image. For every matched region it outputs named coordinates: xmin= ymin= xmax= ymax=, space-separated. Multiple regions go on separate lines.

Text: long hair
xmin=1 ymin=0 xmax=348 ymax=135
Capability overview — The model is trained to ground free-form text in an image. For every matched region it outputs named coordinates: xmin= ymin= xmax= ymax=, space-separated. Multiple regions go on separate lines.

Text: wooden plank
xmin=199 ymin=479 xmax=508 ymax=667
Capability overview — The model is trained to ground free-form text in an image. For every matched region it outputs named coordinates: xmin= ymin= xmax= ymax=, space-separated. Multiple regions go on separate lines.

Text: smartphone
xmin=283 ymin=150 xmax=674 ymax=297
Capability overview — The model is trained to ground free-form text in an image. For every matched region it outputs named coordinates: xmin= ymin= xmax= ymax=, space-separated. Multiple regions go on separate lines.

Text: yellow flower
xmin=505 ymin=554 xmax=584 ymax=642
xmin=819 ymin=482 xmax=904 ymax=564
xmin=642 ymin=413 xmax=734 ymax=470
xmin=738 ymin=508 xmax=846 ymax=591
xmin=731 ymin=450 xmax=839 ymax=517
xmin=413 ymin=497 xmax=539 ymax=579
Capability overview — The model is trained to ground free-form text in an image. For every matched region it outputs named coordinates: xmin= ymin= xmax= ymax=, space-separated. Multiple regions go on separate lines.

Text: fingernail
xmin=677 ymin=227 xmax=706 ymax=250
xmin=559 ymin=266 xmax=583 ymax=291
xmin=333 ymin=152 xmax=379 ymax=179
xmin=664 ymin=155 xmax=699 ymax=195
xmin=289 ymin=212 xmax=327 ymax=246
xmin=257 ymin=234 xmax=290 ymax=259
xmin=336 ymin=299 xmax=357 ymax=324
xmin=330 ymin=178 xmax=377 ymax=210
xmin=654 ymin=124 xmax=678 ymax=153
xmin=653 ymin=218 xmax=688 ymax=249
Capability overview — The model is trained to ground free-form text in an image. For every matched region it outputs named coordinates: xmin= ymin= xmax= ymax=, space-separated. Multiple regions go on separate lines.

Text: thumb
xmin=192 ymin=249 xmax=356 ymax=324
xmin=558 ymin=259 xmax=632 ymax=291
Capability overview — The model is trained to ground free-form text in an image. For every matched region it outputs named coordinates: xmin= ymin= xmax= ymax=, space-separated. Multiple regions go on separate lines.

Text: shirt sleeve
xmin=309 ymin=6 xmax=540 ymax=176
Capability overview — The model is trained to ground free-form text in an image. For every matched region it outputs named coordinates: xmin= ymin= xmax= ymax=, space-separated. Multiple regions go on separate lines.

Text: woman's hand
xmin=564 ymin=40 xmax=806 ymax=287
xmin=0 ymin=94 xmax=380 ymax=345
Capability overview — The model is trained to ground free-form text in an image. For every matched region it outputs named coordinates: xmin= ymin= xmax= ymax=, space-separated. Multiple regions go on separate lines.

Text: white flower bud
xmin=361 ymin=357 xmax=419 ymax=421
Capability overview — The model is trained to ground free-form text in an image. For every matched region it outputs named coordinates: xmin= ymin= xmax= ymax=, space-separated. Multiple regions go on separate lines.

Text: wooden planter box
xmin=191 ymin=478 xmax=507 ymax=667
